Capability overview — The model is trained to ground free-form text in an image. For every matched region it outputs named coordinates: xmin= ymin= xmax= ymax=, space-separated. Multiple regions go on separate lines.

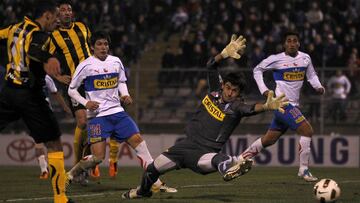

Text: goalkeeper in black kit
xmin=122 ymin=35 xmax=289 ymax=199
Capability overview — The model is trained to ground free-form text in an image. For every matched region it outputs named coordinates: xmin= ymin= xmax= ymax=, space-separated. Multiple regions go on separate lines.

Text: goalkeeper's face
xmin=284 ymin=35 xmax=300 ymax=57
xmin=221 ymin=82 xmax=240 ymax=103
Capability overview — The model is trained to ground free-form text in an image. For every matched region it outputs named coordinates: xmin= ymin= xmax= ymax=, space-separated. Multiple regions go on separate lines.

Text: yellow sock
xmin=80 ymin=129 xmax=91 ymax=157
xmin=48 ymin=152 xmax=68 ymax=203
xmin=73 ymin=127 xmax=83 ymax=164
xmin=109 ymin=138 xmax=119 ymax=163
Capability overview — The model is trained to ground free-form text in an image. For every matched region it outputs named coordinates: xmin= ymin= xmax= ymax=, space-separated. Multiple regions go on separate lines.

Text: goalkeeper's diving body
xmin=122 ymin=35 xmax=289 ymax=199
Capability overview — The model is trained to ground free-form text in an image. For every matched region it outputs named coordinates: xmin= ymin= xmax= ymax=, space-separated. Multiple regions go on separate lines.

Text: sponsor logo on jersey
xmin=283 ymin=71 xmax=305 ymax=81
xmin=202 ymin=95 xmax=225 ymax=121
xmin=94 ymin=77 xmax=118 ymax=89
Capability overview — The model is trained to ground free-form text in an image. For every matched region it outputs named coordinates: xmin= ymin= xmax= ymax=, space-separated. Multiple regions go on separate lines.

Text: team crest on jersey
xmin=202 ymin=95 xmax=225 ymax=121
xmin=94 ymin=76 xmax=118 ymax=89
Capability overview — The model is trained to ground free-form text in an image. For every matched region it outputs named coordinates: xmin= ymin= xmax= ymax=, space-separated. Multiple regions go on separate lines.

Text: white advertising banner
xmin=0 ymin=133 xmax=359 ymax=167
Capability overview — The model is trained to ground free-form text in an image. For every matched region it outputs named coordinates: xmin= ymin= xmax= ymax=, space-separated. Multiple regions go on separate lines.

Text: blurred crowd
xmin=1 ymin=0 xmax=360 ymax=79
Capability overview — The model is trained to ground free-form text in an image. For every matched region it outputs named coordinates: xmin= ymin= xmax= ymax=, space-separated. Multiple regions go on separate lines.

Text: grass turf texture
xmin=0 ymin=166 xmax=359 ymax=203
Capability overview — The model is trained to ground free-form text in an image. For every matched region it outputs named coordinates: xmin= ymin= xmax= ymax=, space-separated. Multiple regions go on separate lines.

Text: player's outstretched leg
xmin=212 ymin=153 xmax=253 ymax=182
xmin=66 ymin=155 xmax=102 ymax=184
xmin=122 ymin=162 xmax=158 ymax=199
xmin=297 ymin=136 xmax=318 ymax=182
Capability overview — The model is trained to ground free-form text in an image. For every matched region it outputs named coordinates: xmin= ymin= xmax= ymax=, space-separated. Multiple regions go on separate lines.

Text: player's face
xmin=93 ymin=39 xmax=109 ymax=61
xmin=44 ymin=8 xmax=60 ymax=32
xmin=284 ymin=35 xmax=300 ymax=56
xmin=59 ymin=4 xmax=73 ymax=25
xmin=222 ymin=82 xmax=240 ymax=102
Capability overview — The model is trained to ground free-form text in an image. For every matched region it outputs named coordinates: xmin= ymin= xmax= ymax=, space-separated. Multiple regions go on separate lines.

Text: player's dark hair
xmin=283 ymin=30 xmax=300 ymax=42
xmin=33 ymin=0 xmax=58 ymax=19
xmin=90 ymin=31 xmax=111 ymax=46
xmin=223 ymin=72 xmax=246 ymax=91
xmin=58 ymin=0 xmax=72 ymax=6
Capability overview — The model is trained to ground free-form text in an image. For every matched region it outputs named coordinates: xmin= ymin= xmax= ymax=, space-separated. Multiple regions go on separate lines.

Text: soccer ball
xmin=313 ymin=179 xmax=341 ymax=202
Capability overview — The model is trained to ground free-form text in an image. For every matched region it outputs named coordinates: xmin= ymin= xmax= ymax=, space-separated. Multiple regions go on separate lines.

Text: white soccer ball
xmin=313 ymin=179 xmax=341 ymax=202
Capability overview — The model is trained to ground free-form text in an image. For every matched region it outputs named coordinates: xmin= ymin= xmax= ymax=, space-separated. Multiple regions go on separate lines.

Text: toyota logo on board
xmin=6 ymin=138 xmax=36 ymax=162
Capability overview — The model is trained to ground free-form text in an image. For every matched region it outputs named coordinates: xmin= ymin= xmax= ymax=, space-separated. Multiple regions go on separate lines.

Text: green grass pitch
xmin=0 ymin=166 xmax=359 ymax=203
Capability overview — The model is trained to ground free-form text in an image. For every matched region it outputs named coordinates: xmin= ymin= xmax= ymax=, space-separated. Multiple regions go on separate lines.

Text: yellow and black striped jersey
xmin=50 ymin=22 xmax=91 ymax=76
xmin=0 ymin=16 xmax=53 ymax=89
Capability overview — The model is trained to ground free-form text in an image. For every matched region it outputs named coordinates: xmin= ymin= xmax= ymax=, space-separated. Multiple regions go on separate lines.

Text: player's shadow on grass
xmin=160 ymin=194 xmax=236 ymax=202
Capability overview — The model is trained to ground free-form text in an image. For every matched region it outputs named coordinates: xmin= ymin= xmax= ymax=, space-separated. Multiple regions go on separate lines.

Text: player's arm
xmin=27 ymin=31 xmax=61 ymax=77
xmin=207 ymin=34 xmax=246 ymax=92
xmin=305 ymin=56 xmax=325 ymax=95
xmin=68 ymin=64 xmax=99 ymax=111
xmin=253 ymin=56 xmax=276 ymax=97
xmin=117 ymin=59 xmax=132 ymax=105
xmin=46 ymin=76 xmax=71 ymax=114
xmin=344 ymin=76 xmax=351 ymax=95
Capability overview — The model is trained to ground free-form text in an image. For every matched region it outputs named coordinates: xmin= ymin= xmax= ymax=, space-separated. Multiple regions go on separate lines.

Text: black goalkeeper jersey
xmin=185 ymin=57 xmax=258 ymax=151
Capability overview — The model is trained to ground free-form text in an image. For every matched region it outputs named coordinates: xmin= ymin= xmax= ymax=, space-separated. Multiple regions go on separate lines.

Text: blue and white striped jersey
xmin=69 ymin=55 xmax=127 ymax=118
xmin=253 ymin=51 xmax=323 ymax=106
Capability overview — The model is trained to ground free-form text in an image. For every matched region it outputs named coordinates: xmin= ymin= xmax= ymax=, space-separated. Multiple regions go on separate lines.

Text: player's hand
xmin=44 ymin=57 xmax=61 ymax=77
xmin=120 ymin=95 xmax=133 ymax=105
xmin=220 ymin=34 xmax=246 ymax=59
xmin=262 ymin=91 xmax=289 ymax=113
xmin=85 ymin=101 xmax=100 ymax=111
xmin=316 ymin=87 xmax=325 ymax=95
xmin=55 ymin=75 xmax=71 ymax=85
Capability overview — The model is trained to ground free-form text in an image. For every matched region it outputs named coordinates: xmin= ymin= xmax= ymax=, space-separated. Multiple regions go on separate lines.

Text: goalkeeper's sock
xmin=139 ymin=162 xmax=159 ymax=195
xmin=211 ymin=153 xmax=236 ymax=175
xmin=240 ymin=138 xmax=263 ymax=159
xmin=48 ymin=152 xmax=68 ymax=203
xmin=299 ymin=136 xmax=311 ymax=173
xmin=73 ymin=126 xmax=83 ymax=164
xmin=109 ymin=138 xmax=119 ymax=163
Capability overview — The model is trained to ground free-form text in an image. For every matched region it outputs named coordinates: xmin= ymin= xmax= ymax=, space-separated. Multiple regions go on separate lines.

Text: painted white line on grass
xmin=3 ymin=183 xmax=234 ymax=202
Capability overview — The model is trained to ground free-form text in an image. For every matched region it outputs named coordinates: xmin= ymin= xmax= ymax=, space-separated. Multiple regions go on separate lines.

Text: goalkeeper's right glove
xmin=220 ymin=34 xmax=246 ymax=59
xmin=262 ymin=91 xmax=289 ymax=113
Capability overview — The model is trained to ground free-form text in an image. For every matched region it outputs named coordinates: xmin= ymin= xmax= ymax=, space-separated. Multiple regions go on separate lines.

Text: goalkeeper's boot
xmin=39 ymin=170 xmax=49 ymax=179
xmin=109 ymin=161 xmax=117 ymax=178
xmin=151 ymin=182 xmax=178 ymax=193
xmin=298 ymin=169 xmax=318 ymax=182
xmin=122 ymin=187 xmax=152 ymax=199
xmin=223 ymin=158 xmax=253 ymax=181
xmin=90 ymin=165 xmax=100 ymax=178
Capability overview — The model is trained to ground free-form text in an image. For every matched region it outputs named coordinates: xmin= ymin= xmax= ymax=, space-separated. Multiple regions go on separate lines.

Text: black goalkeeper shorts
xmin=0 ymin=86 xmax=61 ymax=143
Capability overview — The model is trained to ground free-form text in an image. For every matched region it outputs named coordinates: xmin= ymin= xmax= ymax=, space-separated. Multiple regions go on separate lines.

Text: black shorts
xmin=0 ymin=86 xmax=61 ymax=143
xmin=162 ymin=138 xmax=215 ymax=174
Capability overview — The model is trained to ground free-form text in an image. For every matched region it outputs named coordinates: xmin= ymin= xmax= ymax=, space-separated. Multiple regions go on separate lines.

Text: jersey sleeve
xmin=0 ymin=25 xmax=12 ymax=40
xmin=117 ymin=58 xmax=127 ymax=82
xmin=305 ymin=55 xmax=323 ymax=89
xmin=206 ymin=57 xmax=221 ymax=92
xmin=27 ymin=31 xmax=53 ymax=63
xmin=45 ymin=75 xmax=58 ymax=93
xmin=68 ymin=62 xmax=89 ymax=106
xmin=253 ymin=55 xmax=276 ymax=95
xmin=232 ymin=99 xmax=258 ymax=117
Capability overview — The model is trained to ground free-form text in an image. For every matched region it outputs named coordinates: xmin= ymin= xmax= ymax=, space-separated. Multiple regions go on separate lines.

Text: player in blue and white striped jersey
xmin=67 ymin=31 xmax=176 ymax=193
xmin=240 ymin=31 xmax=325 ymax=182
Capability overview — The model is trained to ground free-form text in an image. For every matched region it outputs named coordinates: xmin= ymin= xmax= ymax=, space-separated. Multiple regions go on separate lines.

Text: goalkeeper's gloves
xmin=262 ymin=90 xmax=289 ymax=113
xmin=220 ymin=34 xmax=246 ymax=59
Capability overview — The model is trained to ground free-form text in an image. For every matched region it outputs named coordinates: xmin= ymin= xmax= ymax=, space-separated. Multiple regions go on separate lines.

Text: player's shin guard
xmin=240 ymin=138 xmax=263 ymax=159
xmin=67 ymin=155 xmax=102 ymax=179
xmin=138 ymin=162 xmax=159 ymax=196
xmin=48 ymin=152 xmax=68 ymax=203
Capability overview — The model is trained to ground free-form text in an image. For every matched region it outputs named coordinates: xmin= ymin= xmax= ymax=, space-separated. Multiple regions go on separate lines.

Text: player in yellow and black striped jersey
xmin=48 ymin=0 xmax=93 ymax=175
xmin=0 ymin=1 xmax=71 ymax=202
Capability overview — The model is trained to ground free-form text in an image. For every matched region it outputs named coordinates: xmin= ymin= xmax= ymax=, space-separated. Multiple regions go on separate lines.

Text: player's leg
xmin=35 ymin=143 xmax=49 ymax=179
xmin=73 ymin=108 xmax=88 ymax=165
xmin=122 ymin=152 xmax=178 ymax=199
xmin=22 ymin=95 xmax=70 ymax=203
xmin=108 ymin=138 xmax=119 ymax=178
xmin=296 ymin=120 xmax=318 ymax=182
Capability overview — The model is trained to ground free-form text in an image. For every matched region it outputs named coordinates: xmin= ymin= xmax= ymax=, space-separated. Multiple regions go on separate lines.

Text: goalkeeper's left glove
xmin=262 ymin=91 xmax=289 ymax=113
xmin=220 ymin=34 xmax=246 ymax=59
